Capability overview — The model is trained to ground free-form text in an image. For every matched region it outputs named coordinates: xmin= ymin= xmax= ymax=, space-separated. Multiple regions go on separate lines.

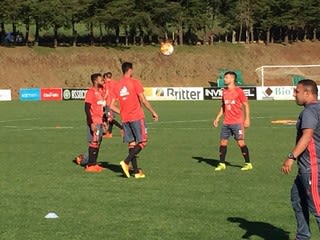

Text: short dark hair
xmin=298 ymin=79 xmax=318 ymax=96
xmin=122 ymin=62 xmax=133 ymax=74
xmin=224 ymin=71 xmax=237 ymax=81
xmin=91 ymin=73 xmax=102 ymax=84
xmin=103 ymin=72 xmax=112 ymax=78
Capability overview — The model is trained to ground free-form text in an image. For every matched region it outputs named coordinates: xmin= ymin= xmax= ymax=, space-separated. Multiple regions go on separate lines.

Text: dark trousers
xmin=291 ymin=173 xmax=320 ymax=240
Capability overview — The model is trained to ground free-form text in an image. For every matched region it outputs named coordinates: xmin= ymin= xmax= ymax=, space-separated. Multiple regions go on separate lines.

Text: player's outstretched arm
xmin=109 ymin=98 xmax=120 ymax=115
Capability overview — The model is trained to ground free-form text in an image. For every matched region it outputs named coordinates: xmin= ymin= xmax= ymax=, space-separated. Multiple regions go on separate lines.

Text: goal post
xmin=255 ymin=64 xmax=320 ymax=87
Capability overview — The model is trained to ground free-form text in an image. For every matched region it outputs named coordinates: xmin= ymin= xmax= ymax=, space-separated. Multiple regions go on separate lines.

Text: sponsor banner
xmin=0 ymin=89 xmax=12 ymax=101
xmin=63 ymin=89 xmax=88 ymax=100
xmin=203 ymin=87 xmax=257 ymax=100
xmin=19 ymin=88 xmax=41 ymax=101
xmin=144 ymin=87 xmax=204 ymax=101
xmin=256 ymin=86 xmax=295 ymax=100
xmin=41 ymin=88 xmax=62 ymax=101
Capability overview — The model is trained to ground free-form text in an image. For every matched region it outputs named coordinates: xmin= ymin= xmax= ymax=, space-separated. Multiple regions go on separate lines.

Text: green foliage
xmin=0 ymin=100 xmax=320 ymax=240
xmin=0 ymin=0 xmax=320 ymax=46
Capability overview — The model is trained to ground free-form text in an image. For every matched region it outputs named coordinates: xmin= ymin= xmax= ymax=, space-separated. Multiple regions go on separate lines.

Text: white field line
xmin=1 ymin=126 xmax=74 ymax=131
xmin=0 ymin=118 xmax=40 ymax=123
xmin=150 ymin=116 xmax=273 ymax=125
xmin=0 ymin=116 xmax=292 ymax=131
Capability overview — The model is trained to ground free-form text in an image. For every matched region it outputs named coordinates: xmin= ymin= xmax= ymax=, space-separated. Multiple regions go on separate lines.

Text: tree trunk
xmin=266 ymin=28 xmax=270 ymax=45
xmin=283 ymin=27 xmax=289 ymax=44
xmin=139 ymin=28 xmax=144 ymax=46
xmin=99 ymin=23 xmax=103 ymax=46
xmin=34 ymin=20 xmax=40 ymax=46
xmin=12 ymin=22 xmax=17 ymax=44
xmin=178 ymin=23 xmax=183 ymax=45
xmin=303 ymin=27 xmax=307 ymax=42
xmin=90 ymin=23 xmax=94 ymax=46
xmin=53 ymin=25 xmax=58 ymax=48
xmin=0 ymin=22 xmax=4 ymax=44
xmin=232 ymin=30 xmax=236 ymax=43
xmin=250 ymin=24 xmax=254 ymax=43
xmin=72 ymin=21 xmax=77 ymax=47
xmin=125 ymin=29 xmax=129 ymax=46
xmin=115 ymin=26 xmax=120 ymax=46
xmin=245 ymin=28 xmax=249 ymax=43
xmin=25 ymin=20 xmax=30 ymax=46
xmin=238 ymin=23 xmax=243 ymax=42
xmin=313 ymin=28 xmax=317 ymax=41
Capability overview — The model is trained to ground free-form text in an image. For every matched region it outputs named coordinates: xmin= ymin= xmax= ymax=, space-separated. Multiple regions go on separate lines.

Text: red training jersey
xmin=85 ymin=87 xmax=105 ymax=124
xmin=113 ymin=76 xmax=144 ymax=122
xmin=103 ymin=79 xmax=117 ymax=106
xmin=222 ymin=87 xmax=247 ymax=124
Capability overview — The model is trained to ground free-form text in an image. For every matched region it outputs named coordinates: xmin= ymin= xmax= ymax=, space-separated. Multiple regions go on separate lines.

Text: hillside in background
xmin=1 ymin=42 xmax=320 ymax=99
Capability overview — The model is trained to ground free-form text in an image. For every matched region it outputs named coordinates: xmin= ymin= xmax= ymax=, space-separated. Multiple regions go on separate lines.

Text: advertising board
xmin=203 ymin=87 xmax=257 ymax=100
xmin=0 ymin=89 xmax=12 ymax=101
xmin=19 ymin=88 xmax=40 ymax=101
xmin=63 ymin=89 xmax=88 ymax=100
xmin=144 ymin=87 xmax=204 ymax=101
xmin=41 ymin=88 xmax=62 ymax=101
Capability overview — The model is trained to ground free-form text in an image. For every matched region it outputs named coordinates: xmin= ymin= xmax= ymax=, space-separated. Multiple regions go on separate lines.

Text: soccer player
xmin=74 ymin=73 xmax=106 ymax=173
xmin=213 ymin=71 xmax=252 ymax=171
xmin=110 ymin=62 xmax=159 ymax=179
xmin=102 ymin=72 xmax=123 ymax=138
xmin=282 ymin=79 xmax=320 ymax=240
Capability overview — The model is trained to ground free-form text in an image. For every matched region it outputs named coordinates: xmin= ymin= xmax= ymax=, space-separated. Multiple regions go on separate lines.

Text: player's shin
xmin=219 ymin=145 xmax=227 ymax=163
xmin=240 ymin=145 xmax=250 ymax=163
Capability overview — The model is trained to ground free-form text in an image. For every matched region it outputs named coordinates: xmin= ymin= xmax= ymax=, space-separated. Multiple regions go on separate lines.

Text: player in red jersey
xmin=110 ymin=62 xmax=159 ymax=178
xmin=213 ymin=71 xmax=252 ymax=171
xmin=102 ymin=72 xmax=123 ymax=138
xmin=74 ymin=73 xmax=106 ymax=173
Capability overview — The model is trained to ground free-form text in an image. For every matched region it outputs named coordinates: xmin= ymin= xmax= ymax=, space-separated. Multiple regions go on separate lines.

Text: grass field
xmin=0 ymin=100 xmax=319 ymax=240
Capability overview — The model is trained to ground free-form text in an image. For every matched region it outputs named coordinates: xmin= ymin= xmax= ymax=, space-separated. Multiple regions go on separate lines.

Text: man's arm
xmin=85 ymin=102 xmax=97 ymax=132
xmin=282 ymin=128 xmax=314 ymax=174
xmin=138 ymin=92 xmax=159 ymax=121
xmin=243 ymin=101 xmax=250 ymax=128
xmin=213 ymin=106 xmax=223 ymax=128
xmin=109 ymin=98 xmax=120 ymax=115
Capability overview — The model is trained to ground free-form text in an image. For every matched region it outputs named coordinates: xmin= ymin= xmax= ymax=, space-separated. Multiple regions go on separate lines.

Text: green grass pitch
xmin=0 ymin=100 xmax=319 ymax=240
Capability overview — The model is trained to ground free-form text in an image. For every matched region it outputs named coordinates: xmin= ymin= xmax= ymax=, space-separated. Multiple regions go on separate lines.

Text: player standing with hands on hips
xmin=110 ymin=62 xmax=159 ymax=179
xmin=282 ymin=79 xmax=320 ymax=240
xmin=212 ymin=71 xmax=252 ymax=171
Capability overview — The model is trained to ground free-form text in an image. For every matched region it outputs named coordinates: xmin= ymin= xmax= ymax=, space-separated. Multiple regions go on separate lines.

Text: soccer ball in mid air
xmin=160 ymin=42 xmax=174 ymax=56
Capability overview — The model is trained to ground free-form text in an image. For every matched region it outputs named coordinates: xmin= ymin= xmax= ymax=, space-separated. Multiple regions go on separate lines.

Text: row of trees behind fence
xmin=0 ymin=0 xmax=319 ymax=47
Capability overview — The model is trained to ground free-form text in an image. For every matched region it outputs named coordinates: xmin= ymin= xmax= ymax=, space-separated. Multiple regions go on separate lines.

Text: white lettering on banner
xmin=71 ymin=90 xmax=87 ymax=99
xmin=204 ymin=88 xmax=222 ymax=99
xmin=44 ymin=92 xmax=59 ymax=98
xmin=22 ymin=93 xmax=37 ymax=98
xmin=166 ymin=88 xmax=201 ymax=100
xmin=256 ymin=86 xmax=295 ymax=100
xmin=242 ymin=89 xmax=255 ymax=97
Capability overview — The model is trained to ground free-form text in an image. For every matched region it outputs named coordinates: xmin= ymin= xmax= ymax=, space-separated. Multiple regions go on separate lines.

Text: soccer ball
xmin=160 ymin=42 xmax=174 ymax=56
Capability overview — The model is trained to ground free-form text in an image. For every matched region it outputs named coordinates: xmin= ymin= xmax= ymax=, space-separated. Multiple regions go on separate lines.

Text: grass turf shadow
xmin=227 ymin=217 xmax=290 ymax=240
xmin=192 ymin=156 xmax=242 ymax=168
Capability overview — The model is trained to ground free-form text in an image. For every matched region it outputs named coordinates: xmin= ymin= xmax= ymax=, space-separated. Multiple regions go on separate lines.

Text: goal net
xmin=255 ymin=65 xmax=320 ymax=87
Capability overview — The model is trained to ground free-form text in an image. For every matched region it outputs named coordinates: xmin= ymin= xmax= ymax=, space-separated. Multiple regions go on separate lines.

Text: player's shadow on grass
xmin=99 ymin=161 xmax=123 ymax=174
xmin=192 ymin=156 xmax=242 ymax=168
xmin=227 ymin=217 xmax=290 ymax=240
